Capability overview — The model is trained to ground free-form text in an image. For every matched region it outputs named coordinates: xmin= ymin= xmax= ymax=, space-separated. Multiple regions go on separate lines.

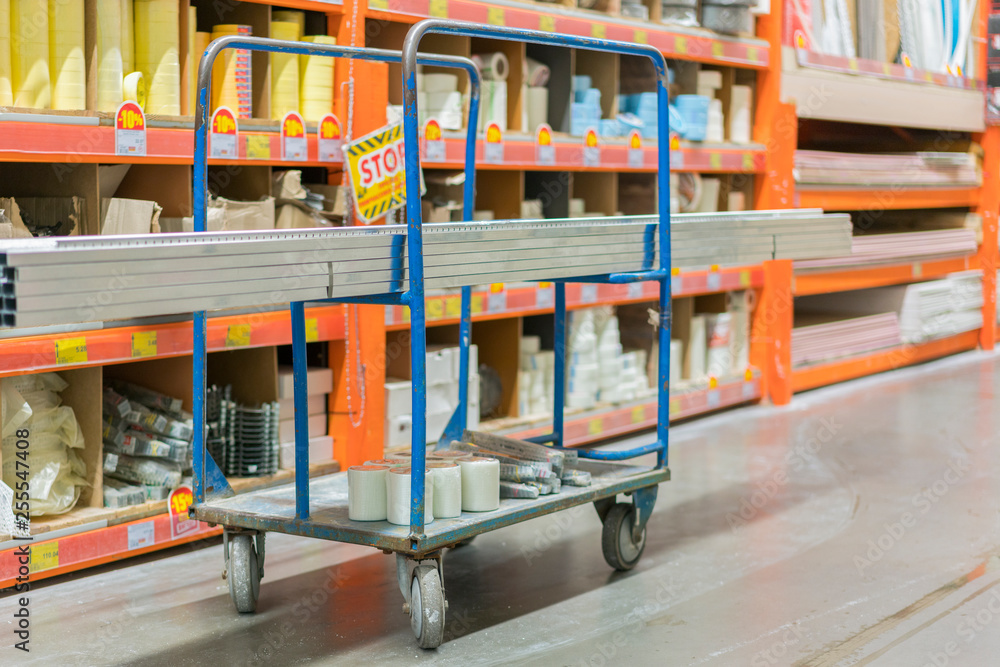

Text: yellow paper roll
xmin=211 ymin=23 xmax=251 ymax=117
xmin=269 ymin=21 xmax=299 ymax=120
xmin=186 ymin=6 xmax=196 ymax=114
xmin=134 ymin=0 xmax=180 ymax=114
xmin=48 ymin=0 xmax=86 ymax=110
xmin=121 ymin=0 xmax=133 ymax=73
xmin=299 ymin=35 xmax=336 ymax=121
xmin=11 ymin=0 xmax=51 ymax=108
xmin=96 ymin=0 xmax=123 ymax=112
xmin=0 ymin=0 xmax=14 ymax=105
xmin=271 ymin=10 xmax=304 ymax=36
xmin=123 ymin=70 xmax=145 ymax=108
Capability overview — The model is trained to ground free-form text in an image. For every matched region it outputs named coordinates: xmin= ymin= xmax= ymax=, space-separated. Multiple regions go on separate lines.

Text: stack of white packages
xmin=795 ymin=151 xmax=980 ymax=187
xmin=567 ymin=310 xmax=599 ymax=409
xmin=421 ymin=72 xmax=462 ymax=130
xmin=897 ymin=271 xmax=983 ymax=342
xmin=519 ymin=336 xmax=553 ymax=416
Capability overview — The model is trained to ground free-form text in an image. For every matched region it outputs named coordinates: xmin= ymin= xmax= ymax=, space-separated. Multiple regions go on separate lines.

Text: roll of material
xmin=95 ymin=0 xmax=122 ymax=111
xmin=365 ymin=457 xmax=408 ymax=467
xmin=525 ymin=57 xmax=550 ymax=87
xmin=0 ymin=0 xmax=13 ymax=105
xmin=185 ymin=6 xmax=196 ymax=114
xmin=471 ymin=51 xmax=508 ymax=81
xmin=480 ymin=80 xmax=507 ymax=132
xmin=459 ymin=456 xmax=500 ymax=512
xmin=11 ymin=0 xmax=51 ymax=108
xmin=348 ymin=465 xmax=389 ymax=521
xmin=421 ymin=72 xmax=457 ymax=93
xmin=426 ymin=90 xmax=462 ymax=111
xmin=428 ymin=462 xmax=462 ymax=518
xmin=270 ymin=21 xmax=300 ymax=120
xmin=271 ymin=10 xmax=305 ymax=36
xmin=121 ymin=0 xmax=133 ymax=73
xmin=299 ymin=35 xmax=336 ymax=120
xmin=211 ymin=24 xmax=252 ymax=118
xmin=48 ymin=0 xmax=85 ymax=110
xmin=388 ymin=467 xmax=434 ymax=526
xmin=135 ymin=0 xmax=181 ymax=115
xmin=428 ymin=450 xmax=473 ymax=461
xmin=527 ymin=86 xmax=548 ymax=132
xmin=123 ymin=71 xmax=146 ymax=108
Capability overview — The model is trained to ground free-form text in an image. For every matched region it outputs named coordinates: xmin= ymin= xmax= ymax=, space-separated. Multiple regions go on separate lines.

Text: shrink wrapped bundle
xmin=135 ymin=0 xmax=181 ymax=115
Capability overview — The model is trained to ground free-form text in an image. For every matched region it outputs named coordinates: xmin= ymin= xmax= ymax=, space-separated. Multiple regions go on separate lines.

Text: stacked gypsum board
xmin=794 ymin=229 xmax=979 ymax=270
xmin=0 ymin=210 xmax=851 ymax=328
xmin=794 ymin=151 xmax=980 ymax=187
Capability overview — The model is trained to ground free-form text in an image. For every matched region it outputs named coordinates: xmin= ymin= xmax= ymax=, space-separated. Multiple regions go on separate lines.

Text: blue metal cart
xmin=188 ymin=21 xmax=673 ymax=649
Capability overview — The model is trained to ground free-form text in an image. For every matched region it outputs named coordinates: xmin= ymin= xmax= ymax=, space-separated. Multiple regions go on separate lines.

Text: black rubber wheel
xmin=228 ymin=534 xmax=260 ymax=613
xmin=410 ymin=565 xmax=445 ymax=649
xmin=601 ymin=503 xmax=646 ymax=571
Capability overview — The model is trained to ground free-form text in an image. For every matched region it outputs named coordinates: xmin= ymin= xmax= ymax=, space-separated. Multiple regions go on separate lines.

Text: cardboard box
xmin=277 ymin=366 xmax=334 ymax=398
xmin=6 ymin=196 xmax=86 ymax=236
xmin=385 ymin=378 xmax=412 ymax=420
xmin=212 ymin=196 xmax=275 ymax=231
xmin=386 ymin=414 xmax=412 ymax=448
xmin=100 ymin=197 xmax=162 ymax=235
xmin=306 ymin=183 xmax=348 ymax=216
xmin=277 ymin=393 xmax=327 ymax=419
xmin=279 ymin=435 xmax=335 ymax=469
xmin=386 ymin=344 xmax=456 ymax=385
xmin=279 ymin=413 xmax=328 ymax=443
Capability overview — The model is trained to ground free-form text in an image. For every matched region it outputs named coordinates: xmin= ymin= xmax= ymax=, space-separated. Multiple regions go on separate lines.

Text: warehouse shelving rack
xmin=2 ymin=0 xmax=997 ymax=586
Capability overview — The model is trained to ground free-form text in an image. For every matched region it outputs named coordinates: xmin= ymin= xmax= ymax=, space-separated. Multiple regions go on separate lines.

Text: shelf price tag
xmin=634 ymin=30 xmax=647 ymax=44
xmin=583 ymin=128 xmax=600 ymax=167
xmin=115 ymin=101 xmax=146 ymax=156
xmin=131 ymin=331 xmax=158 ymax=358
xmin=588 ymin=418 xmax=603 ymax=436
xmin=707 ymin=266 xmax=721 ymax=291
xmin=471 ymin=294 xmax=484 ymax=315
xmin=591 ymin=23 xmax=606 ymax=39
xmin=226 ymin=324 xmax=251 ymax=347
xmin=169 ymin=486 xmax=199 ymax=539
xmin=29 ymin=542 xmax=58 ymax=573
xmin=627 ymin=130 xmax=643 ymax=168
xmin=742 ymin=152 xmax=755 ymax=171
xmin=281 ymin=111 xmax=308 ymax=161
xmin=427 ymin=299 xmax=444 ymax=321
xmin=487 ymin=6 xmax=505 ymax=25
xmin=580 ymin=284 xmax=598 ymax=304
xmin=539 ymin=14 xmax=555 ymax=32
xmin=711 ymin=42 xmax=724 ymax=58
xmin=709 ymin=152 xmax=722 ymax=170
xmin=306 ymin=318 xmax=319 ymax=342
xmin=245 ymin=135 xmax=271 ymax=159
xmin=487 ymin=283 xmax=506 ymax=312
xmin=127 ymin=522 xmax=155 ymax=550
xmin=739 ymin=270 xmax=751 ymax=288
xmin=445 ymin=295 xmax=461 ymax=318
xmin=401 ymin=306 xmax=411 ymax=323
xmin=536 ymin=124 xmax=555 ymax=165
xmin=675 ymin=36 xmax=687 ymax=55
xmin=707 ymin=388 xmax=721 ymax=408
xmin=631 ymin=405 xmax=645 ymax=424
xmin=627 ymin=281 xmax=644 ymax=299
xmin=484 ymin=122 xmax=504 ymax=163
xmin=317 ymin=114 xmax=343 ymax=162
xmin=536 ymin=283 xmax=554 ymax=308
xmin=424 ymin=119 xmax=446 ymax=162
xmin=429 ymin=0 xmax=448 ymax=17
xmin=669 ymin=134 xmax=684 ymax=169
xmin=55 ymin=337 xmax=88 ymax=365
xmin=210 ymin=106 xmax=238 ymax=159
xmin=369 ymin=0 xmax=388 ymax=8
xmin=742 ymin=380 xmax=756 ymax=400
xmin=746 ymin=47 xmax=759 ymax=63
xmin=669 ymin=398 xmax=681 ymax=417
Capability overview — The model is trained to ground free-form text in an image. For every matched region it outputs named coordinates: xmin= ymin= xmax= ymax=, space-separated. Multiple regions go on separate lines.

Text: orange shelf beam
xmin=0 ymin=305 xmax=348 ymax=377
xmin=793 ymin=254 xmax=980 ymax=296
xmin=791 ymin=330 xmax=980 ymax=393
xmin=795 ymin=186 xmax=981 ymax=211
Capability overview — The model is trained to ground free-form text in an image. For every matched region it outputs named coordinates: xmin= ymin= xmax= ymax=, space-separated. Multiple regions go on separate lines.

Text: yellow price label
xmin=487 ymin=7 xmax=505 ymax=25
xmin=710 ymin=153 xmax=722 ymax=169
xmin=739 ymin=270 xmax=751 ymax=287
xmin=539 ymin=14 xmax=555 ymax=31
xmin=445 ymin=296 xmax=461 ymax=318
xmin=669 ymin=398 xmax=681 ymax=416
xmin=369 ymin=0 xmax=388 ymax=8
xmin=746 ymin=47 xmax=758 ymax=62
xmin=489 ymin=283 xmax=504 ymax=293
xmin=55 ymin=337 xmax=87 ymax=365
xmin=131 ymin=331 xmax=157 ymax=359
xmin=588 ymin=418 xmax=603 ymax=436
xmin=924 ymin=71 xmax=934 ymax=82
xmin=226 ymin=324 xmax=251 ymax=347
xmin=634 ymin=30 xmax=647 ymax=44
xmin=402 ymin=306 xmax=411 ymax=323
xmin=742 ymin=152 xmax=754 ymax=171
xmin=245 ymin=135 xmax=271 ymax=159
xmin=30 ymin=542 xmax=59 ymax=573
xmin=847 ymin=57 xmax=858 ymax=71
xmin=675 ymin=37 xmax=687 ymax=55
xmin=471 ymin=294 xmax=484 ymax=315
xmin=631 ymin=405 xmax=645 ymax=424
xmin=429 ymin=0 xmax=448 ymax=16
xmin=427 ymin=299 xmax=444 ymax=321
xmin=712 ymin=42 xmax=724 ymax=58
xmin=883 ymin=62 xmax=892 ymax=76
xmin=305 ymin=318 xmax=319 ymax=342
xmin=591 ymin=23 xmax=606 ymax=39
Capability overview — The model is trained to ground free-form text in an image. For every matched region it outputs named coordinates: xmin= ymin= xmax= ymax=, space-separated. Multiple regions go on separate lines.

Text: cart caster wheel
xmin=410 ymin=564 xmax=445 ymax=649
xmin=228 ymin=534 xmax=261 ymax=613
xmin=601 ymin=503 xmax=646 ymax=572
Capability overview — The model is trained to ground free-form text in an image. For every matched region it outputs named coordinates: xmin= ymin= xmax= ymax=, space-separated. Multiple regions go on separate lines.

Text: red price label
xmin=168 ymin=486 xmax=199 ymax=539
xmin=281 ymin=111 xmax=308 ymax=161
xmin=116 ymin=101 xmax=145 ymax=130
xmin=213 ymin=108 xmax=237 ymax=135
xmin=485 ymin=122 xmax=503 ymax=144
xmin=283 ymin=114 xmax=305 ymax=138
xmin=115 ymin=101 xmax=146 ymax=156
xmin=319 ymin=114 xmax=341 ymax=140
xmin=425 ymin=118 xmax=442 ymax=141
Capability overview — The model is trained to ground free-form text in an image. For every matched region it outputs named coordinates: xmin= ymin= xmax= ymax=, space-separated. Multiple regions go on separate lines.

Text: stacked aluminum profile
xmin=206 ymin=384 xmax=281 ymax=477
xmin=0 ymin=210 xmax=851 ymax=328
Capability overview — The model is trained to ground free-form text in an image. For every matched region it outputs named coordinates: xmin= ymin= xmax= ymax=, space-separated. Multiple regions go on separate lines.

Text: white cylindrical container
xmin=387 ymin=467 xmax=434 ymax=527
xmin=348 ymin=465 xmax=388 ymax=521
xmin=364 ymin=457 xmax=408 ymax=468
xmin=471 ymin=51 xmax=508 ymax=81
xmin=428 ymin=462 xmax=462 ymax=518
xmin=527 ymin=87 xmax=548 ymax=132
xmin=459 ymin=456 xmax=500 ymax=512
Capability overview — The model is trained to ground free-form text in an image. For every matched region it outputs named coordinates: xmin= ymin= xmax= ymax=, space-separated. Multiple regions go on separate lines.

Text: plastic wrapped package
xmin=1 ymin=373 xmax=88 ymax=516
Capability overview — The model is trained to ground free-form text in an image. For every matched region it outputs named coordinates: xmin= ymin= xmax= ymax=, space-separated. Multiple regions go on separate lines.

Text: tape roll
xmin=387 ymin=467 xmax=434 ymax=527
xmin=211 ymin=24 xmax=252 ymax=118
xmin=527 ymin=87 xmax=549 ymax=132
xmin=299 ymin=34 xmax=337 ymax=120
xmin=471 ymin=52 xmax=508 ymax=81
xmin=480 ymin=80 xmax=507 ymax=132
xmin=135 ymin=0 xmax=181 ymax=114
xmin=525 ymin=57 xmax=551 ymax=87
xmin=428 ymin=462 xmax=462 ymax=518
xmin=123 ymin=71 xmax=146 ymax=108
xmin=428 ymin=450 xmax=473 ymax=461
xmin=272 ymin=10 xmax=305 ymax=35
xmin=48 ymin=0 xmax=85 ymax=110
xmin=459 ymin=456 xmax=500 ymax=512
xmin=185 ymin=6 xmax=196 ymax=114
xmin=11 ymin=0 xmax=51 ymax=108
xmin=364 ymin=457 xmax=408 ymax=467
xmin=348 ymin=465 xmax=389 ymax=521
xmin=269 ymin=21 xmax=300 ymax=120
xmin=121 ymin=0 xmax=133 ymax=73
xmin=421 ymin=72 xmax=458 ymax=93
xmin=0 ymin=0 xmax=13 ymax=105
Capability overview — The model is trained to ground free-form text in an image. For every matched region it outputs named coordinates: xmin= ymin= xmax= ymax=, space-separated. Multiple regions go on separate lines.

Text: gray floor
xmin=5 ymin=350 xmax=1000 ymax=666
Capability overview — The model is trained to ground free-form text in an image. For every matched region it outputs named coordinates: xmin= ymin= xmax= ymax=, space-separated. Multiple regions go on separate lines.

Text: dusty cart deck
xmin=191 ymin=461 xmax=670 ymax=555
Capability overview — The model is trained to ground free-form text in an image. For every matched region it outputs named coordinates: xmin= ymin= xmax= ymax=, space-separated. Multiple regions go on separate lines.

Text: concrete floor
xmin=5 ymin=350 xmax=1000 ymax=666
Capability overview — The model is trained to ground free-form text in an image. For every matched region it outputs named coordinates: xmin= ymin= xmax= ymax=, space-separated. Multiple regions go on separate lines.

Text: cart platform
xmin=191 ymin=460 xmax=670 ymax=555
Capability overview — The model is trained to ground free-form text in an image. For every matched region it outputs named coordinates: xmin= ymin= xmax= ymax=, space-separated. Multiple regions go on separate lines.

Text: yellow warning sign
xmin=343 ymin=122 xmax=424 ymax=223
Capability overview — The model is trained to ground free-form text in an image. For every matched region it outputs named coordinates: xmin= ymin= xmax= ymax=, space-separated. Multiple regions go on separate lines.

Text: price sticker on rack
xmin=484 ymin=122 xmax=504 ymax=163
xmin=317 ymin=114 xmax=343 ymax=162
xmin=669 ymin=134 xmax=684 ymax=169
xmin=583 ymin=128 xmax=600 ymax=167
xmin=55 ymin=337 xmax=88 ymax=365
xmin=369 ymin=0 xmax=388 ymax=9
xmin=591 ymin=23 xmax=606 ymax=39
xmin=487 ymin=283 xmax=506 ymax=312
xmin=539 ymin=14 xmax=555 ymax=32
xmin=712 ymin=42 xmax=724 ymax=58
xmin=424 ymin=119 xmax=446 ymax=162
xmin=669 ymin=398 xmax=681 ymax=417
xmin=281 ymin=111 xmax=308 ymax=161
xmin=29 ymin=542 xmax=58 ymax=573
xmin=344 ymin=121 xmax=422 ymax=222
xmin=709 ymin=152 xmax=722 ymax=170
xmin=210 ymin=106 xmax=239 ymax=159
xmin=627 ymin=130 xmax=643 ymax=168
xmin=306 ymin=318 xmax=319 ymax=342
xmin=588 ymin=418 xmax=604 ymax=436
xmin=746 ymin=47 xmax=759 ymax=63
xmin=131 ymin=331 xmax=158 ymax=358
xmin=168 ymin=486 xmax=199 ymax=539
xmin=675 ymin=36 xmax=688 ymax=55
xmin=627 ymin=281 xmax=644 ymax=299
xmin=445 ymin=295 xmax=461 ymax=318
xmin=536 ymin=282 xmax=554 ymax=308
xmin=742 ymin=152 xmax=755 ymax=171
xmin=245 ymin=135 xmax=271 ymax=159
xmin=487 ymin=6 xmax=505 ymax=25
xmin=427 ymin=299 xmax=444 ymax=321
xmin=226 ymin=324 xmax=251 ymax=347
xmin=115 ymin=101 xmax=146 ymax=156
xmin=471 ymin=294 xmax=484 ymax=315
xmin=707 ymin=266 xmax=721 ymax=291
xmin=536 ymin=124 xmax=555 ymax=165
xmin=429 ymin=0 xmax=448 ymax=17
xmin=634 ymin=30 xmax=647 ymax=44
xmin=580 ymin=284 xmax=598 ymax=304
xmin=631 ymin=405 xmax=646 ymax=425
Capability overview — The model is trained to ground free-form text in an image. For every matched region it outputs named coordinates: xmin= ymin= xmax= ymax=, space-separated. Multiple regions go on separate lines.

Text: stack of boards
xmin=796 ymin=229 xmax=978 ymax=270
xmin=0 ymin=210 xmax=851 ymax=329
xmin=795 ymin=150 xmax=979 ymax=188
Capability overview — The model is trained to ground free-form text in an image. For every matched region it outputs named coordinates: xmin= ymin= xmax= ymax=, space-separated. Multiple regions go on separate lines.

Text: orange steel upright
xmin=976 ymin=126 xmax=999 ymax=350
